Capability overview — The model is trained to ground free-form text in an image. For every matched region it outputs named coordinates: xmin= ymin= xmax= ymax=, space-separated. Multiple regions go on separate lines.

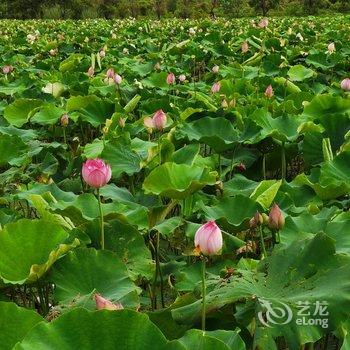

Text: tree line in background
xmin=0 ymin=0 xmax=349 ymax=19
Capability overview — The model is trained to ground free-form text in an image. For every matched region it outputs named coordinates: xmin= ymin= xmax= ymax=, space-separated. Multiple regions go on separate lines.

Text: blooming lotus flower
xmin=94 ymin=294 xmax=123 ymax=311
xmin=211 ymin=82 xmax=221 ymax=94
xmin=212 ymin=65 xmax=219 ymax=74
xmin=106 ymin=68 xmax=115 ymax=79
xmin=114 ymin=74 xmax=122 ymax=85
xmin=194 ymin=220 xmax=223 ymax=256
xmin=258 ymin=18 xmax=269 ymax=28
xmin=60 ymin=114 xmax=69 ymax=127
xmin=327 ymin=42 xmax=335 ymax=54
xmin=249 ymin=211 xmax=263 ymax=228
xmin=241 ymin=41 xmax=249 ymax=53
xmin=153 ymin=109 xmax=167 ymax=130
xmin=264 ymin=84 xmax=274 ymax=98
xmin=2 ymin=65 xmax=13 ymax=74
xmin=179 ymin=74 xmax=186 ymax=82
xmin=340 ymin=78 xmax=350 ymax=91
xmin=87 ymin=66 xmax=94 ymax=77
xmin=82 ymin=158 xmax=112 ymax=188
xmin=268 ymin=203 xmax=285 ymax=230
xmin=166 ymin=72 xmax=175 ymax=85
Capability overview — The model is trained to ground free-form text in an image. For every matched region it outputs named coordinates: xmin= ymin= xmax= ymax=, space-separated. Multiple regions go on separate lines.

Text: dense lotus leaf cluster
xmin=0 ymin=15 xmax=350 ymax=350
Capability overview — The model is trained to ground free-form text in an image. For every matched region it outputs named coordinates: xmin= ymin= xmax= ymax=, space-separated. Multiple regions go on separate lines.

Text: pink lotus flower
xmin=166 ymin=72 xmax=175 ymax=85
xmin=327 ymin=42 xmax=335 ymax=54
xmin=152 ymin=109 xmax=167 ymax=130
xmin=2 ymin=65 xmax=13 ymax=74
xmin=212 ymin=65 xmax=219 ymax=74
xmin=211 ymin=82 xmax=221 ymax=94
xmin=179 ymin=74 xmax=186 ymax=82
xmin=194 ymin=220 xmax=223 ymax=256
xmin=268 ymin=203 xmax=285 ymax=230
xmin=82 ymin=159 xmax=112 ymax=188
xmin=114 ymin=74 xmax=122 ymax=85
xmin=258 ymin=18 xmax=269 ymax=28
xmin=106 ymin=68 xmax=115 ymax=79
xmin=94 ymin=294 xmax=123 ymax=311
xmin=60 ymin=114 xmax=69 ymax=127
xmin=249 ymin=211 xmax=263 ymax=228
xmin=241 ymin=41 xmax=249 ymax=53
xmin=87 ymin=66 xmax=94 ymax=77
xmin=143 ymin=110 xmax=167 ymax=131
xmin=341 ymin=78 xmax=350 ymax=91
xmin=264 ymin=84 xmax=274 ymax=98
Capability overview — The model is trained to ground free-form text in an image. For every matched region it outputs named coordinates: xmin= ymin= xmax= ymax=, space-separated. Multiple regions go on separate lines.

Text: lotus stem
xmin=281 ymin=142 xmax=286 ymax=180
xmin=97 ymin=189 xmax=104 ymax=250
xmin=259 ymin=226 xmax=267 ymax=258
xmin=201 ymin=257 xmax=207 ymax=332
xmin=262 ymin=153 xmax=266 ymax=180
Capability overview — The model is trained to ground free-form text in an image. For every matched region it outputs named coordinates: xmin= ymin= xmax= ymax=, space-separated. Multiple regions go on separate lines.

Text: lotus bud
xmin=2 ymin=65 xmax=13 ymax=74
xmin=118 ymin=117 xmax=126 ymax=128
xmin=106 ymin=68 xmax=115 ymax=79
xmin=249 ymin=211 xmax=264 ymax=228
xmin=49 ymin=49 xmax=58 ymax=56
xmin=262 ymin=213 xmax=269 ymax=226
xmin=123 ymin=47 xmax=129 ymax=55
xmin=154 ymin=62 xmax=161 ymax=71
xmin=60 ymin=114 xmax=69 ymax=127
xmin=166 ymin=72 xmax=175 ymax=85
xmin=264 ymin=84 xmax=274 ymax=98
xmin=114 ymin=74 xmax=122 ymax=85
xmin=94 ymin=294 xmax=123 ymax=311
xmin=194 ymin=220 xmax=223 ymax=256
xmin=236 ymin=162 xmax=246 ymax=172
xmin=241 ymin=41 xmax=249 ymax=53
xmin=212 ymin=65 xmax=219 ymax=74
xmin=327 ymin=42 xmax=335 ymax=54
xmin=211 ymin=82 xmax=221 ymax=94
xmin=99 ymin=50 xmax=106 ymax=58
xmin=152 ymin=109 xmax=167 ymax=130
xmin=221 ymin=99 xmax=228 ymax=108
xmin=258 ymin=18 xmax=269 ymax=28
xmin=189 ymin=27 xmax=196 ymax=35
xmin=143 ymin=117 xmax=154 ymax=131
xmin=179 ymin=74 xmax=186 ymax=82
xmin=268 ymin=203 xmax=285 ymax=230
xmin=340 ymin=78 xmax=350 ymax=91
xmin=87 ymin=66 xmax=94 ymax=77
xmin=82 ymin=158 xmax=112 ymax=188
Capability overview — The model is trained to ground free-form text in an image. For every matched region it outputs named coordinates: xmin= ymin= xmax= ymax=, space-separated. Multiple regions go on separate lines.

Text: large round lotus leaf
xmin=172 ymin=234 xmax=350 ymax=349
xmin=31 ymin=105 xmax=66 ymax=125
xmin=3 ymin=99 xmax=42 ymax=127
xmin=0 ymin=134 xmax=28 ymax=166
xmin=178 ymin=117 xmax=239 ymax=152
xmin=287 ymin=65 xmax=315 ymax=81
xmin=303 ymin=95 xmax=350 ymax=118
xmin=14 ymin=308 xmax=180 ymax=350
xmin=0 ymin=302 xmax=43 ymax=350
xmin=50 ymin=248 xmax=140 ymax=308
xmin=143 ymin=162 xmax=217 ymax=199
xmin=0 ymin=219 xmax=79 ymax=284
xmin=201 ymin=195 xmax=260 ymax=228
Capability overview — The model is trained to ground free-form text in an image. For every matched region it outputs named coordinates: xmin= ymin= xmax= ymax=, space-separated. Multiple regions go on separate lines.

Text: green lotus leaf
xmin=143 ymin=162 xmax=217 ymax=199
xmin=201 ymin=195 xmax=260 ymax=228
xmin=31 ymin=105 xmax=66 ymax=125
xmin=42 ymin=82 xmax=65 ymax=98
xmin=0 ymin=302 xmax=43 ymax=350
xmin=172 ymin=234 xmax=350 ymax=349
xmin=0 ymin=219 xmax=79 ymax=284
xmin=50 ymin=248 xmax=140 ymax=308
xmin=14 ymin=308 xmax=180 ymax=350
xmin=4 ymin=99 xmax=43 ymax=127
xmin=178 ymin=117 xmax=239 ymax=152
xmin=78 ymin=100 xmax=115 ymax=127
xmin=101 ymin=141 xmax=143 ymax=179
xmin=0 ymin=134 xmax=28 ymax=166
xmin=303 ymin=95 xmax=350 ymax=118
xmin=274 ymin=77 xmax=301 ymax=94
xmin=66 ymin=95 xmax=100 ymax=111
xmin=249 ymin=180 xmax=282 ymax=210
xmin=287 ymin=65 xmax=315 ymax=81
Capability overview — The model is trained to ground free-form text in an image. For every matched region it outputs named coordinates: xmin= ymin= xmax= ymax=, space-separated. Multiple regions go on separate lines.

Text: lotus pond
xmin=0 ymin=15 xmax=350 ymax=350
